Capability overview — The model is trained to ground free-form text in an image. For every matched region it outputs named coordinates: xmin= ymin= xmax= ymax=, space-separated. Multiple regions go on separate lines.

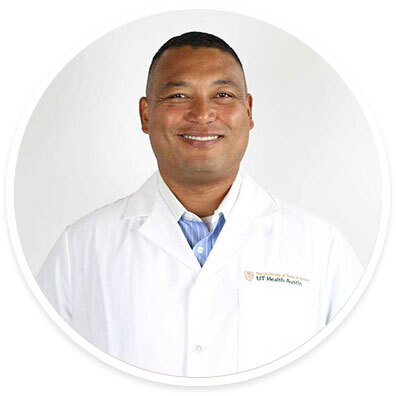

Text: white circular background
xmin=8 ymin=9 xmax=388 ymax=386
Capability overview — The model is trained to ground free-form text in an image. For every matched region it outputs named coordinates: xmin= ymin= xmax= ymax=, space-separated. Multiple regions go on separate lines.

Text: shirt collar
xmin=157 ymin=171 xmax=243 ymax=224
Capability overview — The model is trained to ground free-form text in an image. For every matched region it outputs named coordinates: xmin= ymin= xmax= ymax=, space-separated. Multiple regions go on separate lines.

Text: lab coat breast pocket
xmin=238 ymin=279 xmax=319 ymax=371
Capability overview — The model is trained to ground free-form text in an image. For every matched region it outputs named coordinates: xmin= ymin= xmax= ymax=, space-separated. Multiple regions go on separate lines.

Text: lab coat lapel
xmin=123 ymin=172 xmax=200 ymax=272
xmin=199 ymin=172 xmax=280 ymax=278
xmin=138 ymin=197 xmax=200 ymax=272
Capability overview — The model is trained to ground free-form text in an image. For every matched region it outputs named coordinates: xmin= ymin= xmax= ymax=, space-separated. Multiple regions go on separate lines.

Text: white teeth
xmin=183 ymin=135 xmax=219 ymax=141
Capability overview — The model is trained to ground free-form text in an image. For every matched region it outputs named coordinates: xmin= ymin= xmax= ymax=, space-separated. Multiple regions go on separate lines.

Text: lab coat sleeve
xmin=325 ymin=228 xmax=363 ymax=324
xmin=36 ymin=228 xmax=72 ymax=325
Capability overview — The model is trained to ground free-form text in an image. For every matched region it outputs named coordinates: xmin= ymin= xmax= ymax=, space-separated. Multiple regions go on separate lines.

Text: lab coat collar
xmin=196 ymin=170 xmax=280 ymax=279
xmin=121 ymin=172 xmax=157 ymax=218
xmin=156 ymin=170 xmax=243 ymax=223
xmin=122 ymin=173 xmax=200 ymax=271
xmin=122 ymin=170 xmax=280 ymax=274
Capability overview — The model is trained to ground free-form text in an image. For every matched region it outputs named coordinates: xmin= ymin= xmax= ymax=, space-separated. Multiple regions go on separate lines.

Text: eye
xmin=215 ymin=92 xmax=233 ymax=98
xmin=168 ymin=93 xmax=188 ymax=99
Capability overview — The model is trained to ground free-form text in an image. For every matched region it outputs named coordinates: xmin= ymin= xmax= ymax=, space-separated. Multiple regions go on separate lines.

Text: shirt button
xmin=197 ymin=246 xmax=204 ymax=254
xmin=193 ymin=344 xmax=205 ymax=353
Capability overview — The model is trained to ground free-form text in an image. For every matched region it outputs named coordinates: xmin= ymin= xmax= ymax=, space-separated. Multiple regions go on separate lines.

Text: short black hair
xmin=146 ymin=31 xmax=246 ymax=95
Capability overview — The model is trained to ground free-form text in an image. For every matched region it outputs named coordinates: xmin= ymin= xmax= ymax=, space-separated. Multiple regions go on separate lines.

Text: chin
xmin=183 ymin=162 xmax=223 ymax=175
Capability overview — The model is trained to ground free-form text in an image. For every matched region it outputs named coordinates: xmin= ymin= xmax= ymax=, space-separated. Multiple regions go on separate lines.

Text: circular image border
xmin=6 ymin=9 xmax=390 ymax=387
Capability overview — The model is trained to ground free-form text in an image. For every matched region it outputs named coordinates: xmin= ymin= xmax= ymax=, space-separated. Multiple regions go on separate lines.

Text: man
xmin=37 ymin=32 xmax=363 ymax=377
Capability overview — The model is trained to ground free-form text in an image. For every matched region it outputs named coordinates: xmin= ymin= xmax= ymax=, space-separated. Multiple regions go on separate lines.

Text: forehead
xmin=150 ymin=46 xmax=245 ymax=88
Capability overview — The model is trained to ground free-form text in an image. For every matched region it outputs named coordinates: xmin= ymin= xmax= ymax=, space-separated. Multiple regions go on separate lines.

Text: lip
xmin=178 ymin=133 xmax=223 ymax=148
xmin=178 ymin=132 xmax=223 ymax=137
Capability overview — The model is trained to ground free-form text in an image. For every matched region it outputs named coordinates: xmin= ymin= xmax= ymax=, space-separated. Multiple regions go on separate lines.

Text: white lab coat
xmin=36 ymin=171 xmax=363 ymax=376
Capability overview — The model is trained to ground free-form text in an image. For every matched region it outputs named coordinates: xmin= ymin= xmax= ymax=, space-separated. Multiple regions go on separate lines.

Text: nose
xmin=185 ymin=97 xmax=216 ymax=124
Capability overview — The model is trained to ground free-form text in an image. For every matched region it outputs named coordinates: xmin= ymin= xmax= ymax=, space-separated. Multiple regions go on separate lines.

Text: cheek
xmin=150 ymin=107 xmax=184 ymax=131
xmin=220 ymin=104 xmax=249 ymax=125
xmin=219 ymin=108 xmax=251 ymax=139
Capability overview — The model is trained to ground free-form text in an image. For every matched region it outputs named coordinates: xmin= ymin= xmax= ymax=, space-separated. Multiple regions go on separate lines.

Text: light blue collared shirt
xmin=177 ymin=213 xmax=225 ymax=267
xmin=157 ymin=172 xmax=243 ymax=267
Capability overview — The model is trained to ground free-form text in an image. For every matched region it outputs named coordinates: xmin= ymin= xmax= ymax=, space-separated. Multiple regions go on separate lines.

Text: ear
xmin=246 ymin=94 xmax=254 ymax=130
xmin=139 ymin=97 xmax=150 ymax=134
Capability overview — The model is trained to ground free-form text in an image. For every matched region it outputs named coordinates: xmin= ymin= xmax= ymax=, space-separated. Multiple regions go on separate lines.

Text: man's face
xmin=139 ymin=46 xmax=254 ymax=183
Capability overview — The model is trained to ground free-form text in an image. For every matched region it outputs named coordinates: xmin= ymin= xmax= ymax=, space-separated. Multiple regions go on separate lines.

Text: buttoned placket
xmin=184 ymin=263 xmax=240 ymax=376
xmin=185 ymin=275 xmax=211 ymax=376
xmin=155 ymin=172 xmax=245 ymax=374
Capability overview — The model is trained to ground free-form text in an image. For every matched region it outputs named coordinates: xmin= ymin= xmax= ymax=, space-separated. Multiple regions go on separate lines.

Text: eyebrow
xmin=161 ymin=79 xmax=240 ymax=90
xmin=162 ymin=81 xmax=190 ymax=89
xmin=212 ymin=79 xmax=239 ymax=88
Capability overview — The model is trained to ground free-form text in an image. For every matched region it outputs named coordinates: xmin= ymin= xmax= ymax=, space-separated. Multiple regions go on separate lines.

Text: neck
xmin=159 ymin=168 xmax=239 ymax=218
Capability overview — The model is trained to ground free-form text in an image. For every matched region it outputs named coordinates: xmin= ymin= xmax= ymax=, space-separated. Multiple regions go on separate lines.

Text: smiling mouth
xmin=181 ymin=134 xmax=221 ymax=141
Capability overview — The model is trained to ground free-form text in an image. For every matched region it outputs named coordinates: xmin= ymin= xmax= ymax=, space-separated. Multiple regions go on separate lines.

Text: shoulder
xmin=66 ymin=172 xmax=158 ymax=239
xmin=241 ymin=172 xmax=337 ymax=245
xmin=242 ymin=172 xmax=336 ymax=233
xmin=277 ymin=200 xmax=336 ymax=234
xmin=266 ymin=199 xmax=358 ymax=270
xmin=275 ymin=201 xmax=340 ymax=254
xmin=66 ymin=193 xmax=134 ymax=242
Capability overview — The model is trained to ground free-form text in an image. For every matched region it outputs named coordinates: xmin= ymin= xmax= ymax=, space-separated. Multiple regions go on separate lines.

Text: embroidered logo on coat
xmin=244 ymin=271 xmax=255 ymax=281
xmin=244 ymin=271 xmax=309 ymax=287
